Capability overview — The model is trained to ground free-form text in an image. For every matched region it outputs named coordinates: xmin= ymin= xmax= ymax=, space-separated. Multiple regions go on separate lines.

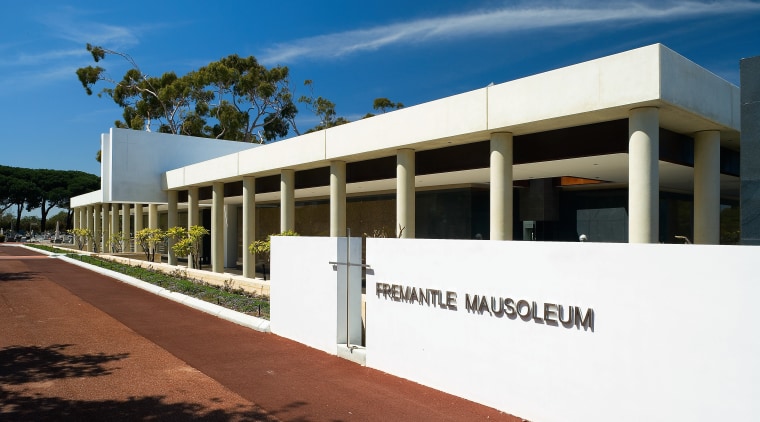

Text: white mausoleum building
xmin=71 ymin=44 xmax=740 ymax=274
xmin=69 ymin=44 xmax=759 ymax=422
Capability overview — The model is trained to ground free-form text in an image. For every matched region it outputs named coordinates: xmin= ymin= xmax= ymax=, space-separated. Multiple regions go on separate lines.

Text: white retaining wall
xmin=365 ymin=239 xmax=759 ymax=422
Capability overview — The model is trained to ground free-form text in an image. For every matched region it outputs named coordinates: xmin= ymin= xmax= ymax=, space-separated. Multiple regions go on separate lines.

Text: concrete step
xmin=337 ymin=344 xmax=366 ymax=366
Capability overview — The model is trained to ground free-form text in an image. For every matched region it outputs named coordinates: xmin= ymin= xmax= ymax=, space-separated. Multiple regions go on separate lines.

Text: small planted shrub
xmin=135 ymin=228 xmax=165 ymax=262
xmin=248 ymin=230 xmax=298 ymax=280
xmin=68 ymin=228 xmax=92 ymax=251
xmin=166 ymin=225 xmax=209 ymax=269
xmin=108 ymin=231 xmax=124 ymax=253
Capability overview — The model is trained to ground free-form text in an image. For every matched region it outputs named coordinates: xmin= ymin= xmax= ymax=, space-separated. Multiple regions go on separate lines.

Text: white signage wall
xmin=365 ymin=239 xmax=759 ymax=422
xmin=270 ymin=236 xmax=362 ymax=354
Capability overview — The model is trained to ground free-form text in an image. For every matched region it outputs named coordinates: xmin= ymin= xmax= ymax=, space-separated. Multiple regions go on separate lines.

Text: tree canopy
xmin=0 ymin=165 xmax=99 ymax=232
xmin=77 ymin=45 xmax=406 ymax=146
xmin=77 ymin=45 xmax=298 ymax=144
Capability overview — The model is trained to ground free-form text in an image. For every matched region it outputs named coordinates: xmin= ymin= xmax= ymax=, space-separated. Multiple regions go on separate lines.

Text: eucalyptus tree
xmin=192 ymin=54 xmax=298 ymax=143
xmin=372 ymin=97 xmax=404 ymax=113
xmin=362 ymin=97 xmax=405 ymax=119
xmin=77 ymin=44 xmax=202 ymax=135
xmin=298 ymin=80 xmax=348 ymax=133
xmin=77 ymin=46 xmax=301 ymax=144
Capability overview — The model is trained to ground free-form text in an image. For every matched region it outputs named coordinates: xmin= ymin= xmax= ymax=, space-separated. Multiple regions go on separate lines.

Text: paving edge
xmin=21 ymin=245 xmax=271 ymax=333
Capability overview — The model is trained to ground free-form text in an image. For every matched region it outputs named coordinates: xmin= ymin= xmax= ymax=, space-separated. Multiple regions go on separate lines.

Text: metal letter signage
xmin=375 ymin=283 xmax=594 ymax=332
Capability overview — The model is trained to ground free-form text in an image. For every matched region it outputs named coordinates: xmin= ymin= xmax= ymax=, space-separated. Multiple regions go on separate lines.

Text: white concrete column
xmin=73 ymin=207 xmax=79 ymax=233
xmin=187 ymin=187 xmax=199 ymax=268
xmin=148 ymin=204 xmax=159 ymax=261
xmin=212 ymin=182 xmax=224 ymax=273
xmin=224 ymin=204 xmax=238 ymax=268
xmin=628 ymin=107 xmax=660 ymax=243
xmin=93 ymin=204 xmax=102 ymax=252
xmin=187 ymin=187 xmax=199 ymax=227
xmin=167 ymin=190 xmax=178 ymax=265
xmin=330 ymin=161 xmax=347 ymax=237
xmin=490 ymin=132 xmax=514 ymax=240
xmin=397 ymin=149 xmax=416 ymax=238
xmin=85 ymin=205 xmax=93 ymax=252
xmin=148 ymin=204 xmax=158 ymax=230
xmin=121 ymin=204 xmax=131 ymax=253
xmin=101 ymin=203 xmax=110 ymax=253
xmin=109 ymin=203 xmax=118 ymax=253
xmin=149 ymin=204 xmax=159 ymax=259
xmin=281 ymin=169 xmax=295 ymax=233
xmin=242 ymin=177 xmax=256 ymax=278
xmin=694 ymin=130 xmax=721 ymax=245
xmin=133 ymin=203 xmax=144 ymax=252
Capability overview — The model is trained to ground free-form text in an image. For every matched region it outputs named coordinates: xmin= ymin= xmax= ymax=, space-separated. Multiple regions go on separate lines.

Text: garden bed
xmin=29 ymin=244 xmax=270 ymax=319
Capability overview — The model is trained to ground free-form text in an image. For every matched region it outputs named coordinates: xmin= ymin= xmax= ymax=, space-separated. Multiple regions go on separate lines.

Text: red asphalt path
xmin=1 ymin=245 xmax=523 ymax=421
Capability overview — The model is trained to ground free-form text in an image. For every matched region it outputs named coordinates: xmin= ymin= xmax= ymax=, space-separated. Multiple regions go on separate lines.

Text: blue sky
xmin=1 ymin=0 xmax=759 ymax=179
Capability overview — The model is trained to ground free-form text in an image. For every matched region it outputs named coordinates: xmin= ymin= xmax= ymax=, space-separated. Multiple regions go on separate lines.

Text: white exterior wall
xmin=100 ymin=132 xmax=112 ymax=200
xmin=660 ymin=47 xmax=741 ymax=130
xmin=365 ymin=239 xmax=759 ymax=422
xmin=102 ymin=128 xmax=257 ymax=204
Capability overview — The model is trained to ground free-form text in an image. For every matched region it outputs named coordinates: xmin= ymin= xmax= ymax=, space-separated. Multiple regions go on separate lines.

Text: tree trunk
xmin=15 ymin=203 xmax=22 ymax=232
xmin=40 ymin=200 xmax=50 ymax=232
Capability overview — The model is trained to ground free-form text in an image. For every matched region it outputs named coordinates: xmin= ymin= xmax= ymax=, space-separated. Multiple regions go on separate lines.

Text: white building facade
xmin=71 ymin=44 xmax=741 ymax=273
xmin=68 ymin=45 xmax=759 ymax=421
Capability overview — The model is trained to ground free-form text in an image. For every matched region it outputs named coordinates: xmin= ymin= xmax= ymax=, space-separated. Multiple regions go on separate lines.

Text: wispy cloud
xmin=37 ymin=6 xmax=141 ymax=49
xmin=259 ymin=1 xmax=760 ymax=64
xmin=0 ymin=48 xmax=84 ymax=67
xmin=0 ymin=7 xmax=146 ymax=92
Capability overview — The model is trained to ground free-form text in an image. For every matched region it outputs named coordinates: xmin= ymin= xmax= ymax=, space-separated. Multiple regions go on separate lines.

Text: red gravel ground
xmin=0 ymin=244 xmax=524 ymax=421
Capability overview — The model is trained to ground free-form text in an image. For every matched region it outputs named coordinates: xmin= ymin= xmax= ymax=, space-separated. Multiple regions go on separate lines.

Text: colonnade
xmin=71 ymin=107 xmax=722 ymax=277
xmin=71 ymin=202 xmax=158 ymax=253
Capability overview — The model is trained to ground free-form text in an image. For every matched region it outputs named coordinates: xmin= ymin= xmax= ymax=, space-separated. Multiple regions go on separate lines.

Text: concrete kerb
xmin=20 ymin=245 xmax=271 ymax=333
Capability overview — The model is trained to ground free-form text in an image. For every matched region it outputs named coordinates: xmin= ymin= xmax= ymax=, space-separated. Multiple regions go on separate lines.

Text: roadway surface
xmin=0 ymin=244 xmax=523 ymax=421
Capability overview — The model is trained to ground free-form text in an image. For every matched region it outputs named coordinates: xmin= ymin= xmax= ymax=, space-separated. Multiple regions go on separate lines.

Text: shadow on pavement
xmin=0 ymin=271 xmax=41 ymax=282
xmin=0 ymin=391 xmax=278 ymax=422
xmin=0 ymin=344 xmax=127 ymax=384
xmin=0 ymin=344 xmax=279 ymax=421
